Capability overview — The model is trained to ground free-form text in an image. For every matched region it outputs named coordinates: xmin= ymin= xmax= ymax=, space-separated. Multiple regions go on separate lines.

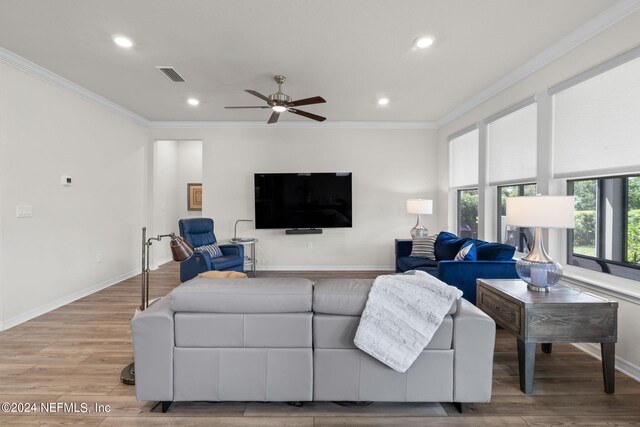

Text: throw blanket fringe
xmin=353 ymin=270 xmax=462 ymax=372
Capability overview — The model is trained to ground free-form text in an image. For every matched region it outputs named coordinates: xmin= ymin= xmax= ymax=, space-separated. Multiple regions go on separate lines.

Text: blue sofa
xmin=178 ymin=218 xmax=244 ymax=282
xmin=395 ymin=232 xmax=518 ymax=304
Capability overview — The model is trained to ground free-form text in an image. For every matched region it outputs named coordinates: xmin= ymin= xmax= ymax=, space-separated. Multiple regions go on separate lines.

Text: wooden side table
xmin=229 ymin=238 xmax=257 ymax=277
xmin=476 ymin=279 xmax=618 ymax=394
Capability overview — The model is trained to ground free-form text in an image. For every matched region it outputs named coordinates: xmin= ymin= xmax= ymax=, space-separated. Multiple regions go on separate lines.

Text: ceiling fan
xmin=225 ymin=75 xmax=326 ymax=124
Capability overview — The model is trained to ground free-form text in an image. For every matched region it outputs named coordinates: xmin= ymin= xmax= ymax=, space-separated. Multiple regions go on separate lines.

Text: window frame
xmin=496 ymin=183 xmax=536 ymax=252
xmin=567 ymin=174 xmax=640 ymax=281
xmin=456 ymin=187 xmax=479 ymax=239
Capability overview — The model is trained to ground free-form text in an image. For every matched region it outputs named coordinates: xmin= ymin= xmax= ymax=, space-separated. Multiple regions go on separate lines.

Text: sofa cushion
xmin=313 ymin=314 xmax=453 ymax=350
xmin=211 ymin=255 xmax=244 ymax=270
xmin=435 ymin=232 xmax=469 ymax=260
xmin=474 ymin=241 xmax=516 ymax=260
xmin=397 ymin=256 xmax=438 ymax=271
xmin=175 ymin=312 xmax=312 ymax=348
xmin=313 ymin=279 xmax=374 ymax=315
xmin=455 ymin=242 xmax=477 ymax=261
xmin=409 ymin=235 xmax=438 ymax=259
xmin=170 ymin=277 xmax=313 ymax=313
xmin=314 ymin=278 xmax=457 ymax=316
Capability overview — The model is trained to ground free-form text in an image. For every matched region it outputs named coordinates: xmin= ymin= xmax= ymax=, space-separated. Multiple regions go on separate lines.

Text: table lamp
xmin=407 ymin=199 xmax=433 ymax=238
xmin=121 ymin=227 xmax=194 ymax=385
xmin=506 ymin=196 xmax=575 ymax=292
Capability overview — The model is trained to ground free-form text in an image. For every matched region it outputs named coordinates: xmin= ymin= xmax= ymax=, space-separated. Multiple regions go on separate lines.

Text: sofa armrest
xmin=219 ymin=243 xmax=244 ymax=258
xmin=452 ymin=299 xmax=496 ymax=403
xmin=131 ymin=297 xmax=174 ymax=402
xmin=179 ymin=251 xmax=212 ymax=282
xmin=437 ymin=260 xmax=517 ymax=304
xmin=395 ymin=239 xmax=413 ymax=272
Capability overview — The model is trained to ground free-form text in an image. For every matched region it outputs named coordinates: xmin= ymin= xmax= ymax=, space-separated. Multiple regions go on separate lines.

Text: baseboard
xmin=151 ymin=257 xmax=173 ymax=270
xmin=1 ymin=268 xmax=139 ymax=331
xmin=257 ymin=264 xmax=395 ymax=271
xmin=573 ymin=343 xmax=640 ymax=382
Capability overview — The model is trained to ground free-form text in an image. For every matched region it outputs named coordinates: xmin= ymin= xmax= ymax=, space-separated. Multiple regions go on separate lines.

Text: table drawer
xmin=478 ymin=286 xmax=521 ymax=334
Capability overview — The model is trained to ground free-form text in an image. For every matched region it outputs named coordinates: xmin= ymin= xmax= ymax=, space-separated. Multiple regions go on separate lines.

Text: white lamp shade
xmin=506 ymin=196 xmax=575 ymax=228
xmin=406 ymin=199 xmax=433 ymax=215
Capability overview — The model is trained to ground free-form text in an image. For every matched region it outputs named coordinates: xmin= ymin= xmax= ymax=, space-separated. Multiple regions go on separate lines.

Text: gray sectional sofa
xmin=132 ymin=277 xmax=496 ymax=412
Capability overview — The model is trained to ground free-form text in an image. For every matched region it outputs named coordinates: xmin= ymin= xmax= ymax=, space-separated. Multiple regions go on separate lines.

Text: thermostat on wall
xmin=61 ymin=175 xmax=72 ymax=186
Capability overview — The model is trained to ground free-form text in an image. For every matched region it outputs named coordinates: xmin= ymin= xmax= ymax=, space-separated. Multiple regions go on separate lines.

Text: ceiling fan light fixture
xmin=414 ymin=36 xmax=435 ymax=49
xmin=272 ymin=105 xmax=287 ymax=113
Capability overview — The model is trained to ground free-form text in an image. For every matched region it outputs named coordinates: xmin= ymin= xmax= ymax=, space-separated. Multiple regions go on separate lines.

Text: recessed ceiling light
xmin=113 ymin=35 xmax=134 ymax=48
xmin=378 ymin=98 xmax=390 ymax=106
xmin=414 ymin=36 xmax=435 ymax=49
xmin=187 ymin=98 xmax=200 ymax=106
xmin=272 ymin=105 xmax=287 ymax=113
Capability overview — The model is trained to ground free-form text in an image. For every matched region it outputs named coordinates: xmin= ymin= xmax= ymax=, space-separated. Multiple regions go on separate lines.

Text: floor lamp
xmin=121 ymin=227 xmax=194 ymax=385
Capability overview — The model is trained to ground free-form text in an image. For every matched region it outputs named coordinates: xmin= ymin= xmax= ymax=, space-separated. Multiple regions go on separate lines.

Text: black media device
xmin=254 ymin=173 xmax=352 ymax=231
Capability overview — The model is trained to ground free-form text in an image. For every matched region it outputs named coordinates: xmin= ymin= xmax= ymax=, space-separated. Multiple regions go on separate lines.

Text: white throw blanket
xmin=353 ymin=270 xmax=462 ymax=372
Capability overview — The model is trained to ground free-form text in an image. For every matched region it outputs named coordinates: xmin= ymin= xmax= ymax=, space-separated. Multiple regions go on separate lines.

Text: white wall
xmin=153 ymin=140 xmax=179 ymax=263
xmin=437 ymin=10 xmax=640 ymax=375
xmin=149 ymin=127 xmax=438 ymax=270
xmin=0 ymin=62 xmax=149 ymax=328
xmin=177 ymin=140 xmax=203 ymax=221
xmin=152 ymin=140 xmax=202 ymax=263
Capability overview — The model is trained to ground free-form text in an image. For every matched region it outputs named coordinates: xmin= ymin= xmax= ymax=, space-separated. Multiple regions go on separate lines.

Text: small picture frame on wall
xmin=187 ymin=183 xmax=202 ymax=211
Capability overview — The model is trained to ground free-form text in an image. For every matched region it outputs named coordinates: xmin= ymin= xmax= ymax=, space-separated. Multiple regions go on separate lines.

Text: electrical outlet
xmin=96 ymin=253 xmax=102 ymax=263
xmin=16 ymin=205 xmax=33 ymax=218
xmin=307 ymin=242 xmax=313 ymax=249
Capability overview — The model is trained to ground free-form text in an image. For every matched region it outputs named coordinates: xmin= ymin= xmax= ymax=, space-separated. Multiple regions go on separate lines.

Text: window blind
xmin=487 ymin=103 xmax=537 ymax=185
xmin=552 ymin=55 xmax=640 ymax=178
xmin=449 ymin=128 xmax=479 ymax=188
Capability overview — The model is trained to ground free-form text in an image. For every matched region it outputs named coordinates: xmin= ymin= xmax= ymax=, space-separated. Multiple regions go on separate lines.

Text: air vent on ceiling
xmin=155 ymin=66 xmax=186 ymax=83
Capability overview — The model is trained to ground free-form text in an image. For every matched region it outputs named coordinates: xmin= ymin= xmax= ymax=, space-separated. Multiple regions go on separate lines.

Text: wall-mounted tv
xmin=254 ymin=173 xmax=352 ymax=229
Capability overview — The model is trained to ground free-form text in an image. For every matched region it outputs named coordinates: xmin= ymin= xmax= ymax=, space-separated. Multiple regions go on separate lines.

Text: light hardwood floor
xmin=1 ymin=262 xmax=639 ymax=426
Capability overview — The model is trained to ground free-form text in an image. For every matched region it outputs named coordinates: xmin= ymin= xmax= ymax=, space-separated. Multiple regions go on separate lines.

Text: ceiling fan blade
xmin=224 ymin=106 xmax=270 ymax=109
xmin=289 ymin=109 xmax=326 ymax=122
xmin=289 ymin=96 xmax=326 ymax=107
xmin=267 ymin=111 xmax=280 ymax=124
xmin=245 ymin=90 xmax=271 ymax=102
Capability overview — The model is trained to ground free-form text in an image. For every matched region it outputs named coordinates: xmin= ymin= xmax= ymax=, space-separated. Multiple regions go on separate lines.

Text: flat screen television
xmin=254 ymin=173 xmax=352 ymax=229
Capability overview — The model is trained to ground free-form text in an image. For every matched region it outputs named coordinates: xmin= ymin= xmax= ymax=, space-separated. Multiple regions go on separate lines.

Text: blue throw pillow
xmin=454 ymin=242 xmax=477 ymax=261
xmin=474 ymin=241 xmax=516 ymax=260
xmin=435 ymin=232 xmax=469 ymax=260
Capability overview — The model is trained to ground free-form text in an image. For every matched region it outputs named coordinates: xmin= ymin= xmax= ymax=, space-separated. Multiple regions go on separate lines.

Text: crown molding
xmin=437 ymin=0 xmax=640 ymax=128
xmin=0 ymin=47 xmax=151 ymax=127
xmin=148 ymin=120 xmax=437 ymax=129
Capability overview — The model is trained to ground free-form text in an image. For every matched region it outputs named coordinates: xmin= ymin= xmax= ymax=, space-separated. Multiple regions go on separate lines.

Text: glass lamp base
xmin=516 ymin=258 xmax=563 ymax=292
xmin=410 ymin=227 xmax=429 ymax=238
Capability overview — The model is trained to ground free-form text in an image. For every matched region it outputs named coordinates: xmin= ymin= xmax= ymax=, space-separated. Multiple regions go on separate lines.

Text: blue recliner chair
xmin=178 ymin=218 xmax=244 ymax=282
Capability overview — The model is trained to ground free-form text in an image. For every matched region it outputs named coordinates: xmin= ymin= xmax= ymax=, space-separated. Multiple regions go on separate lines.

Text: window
xmin=551 ymin=51 xmax=640 ymax=179
xmin=457 ymin=189 xmax=478 ymax=239
xmin=449 ymin=129 xmax=479 ymax=189
xmin=450 ymin=128 xmax=479 ymax=239
xmin=497 ymin=183 xmax=537 ymax=252
xmin=627 ymin=176 xmax=640 ymax=264
xmin=568 ymin=175 xmax=640 ymax=281
xmin=487 ymin=101 xmax=537 ymax=185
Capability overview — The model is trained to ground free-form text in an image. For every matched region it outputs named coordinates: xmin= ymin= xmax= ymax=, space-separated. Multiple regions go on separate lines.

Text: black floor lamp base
xmin=121 ymin=362 xmax=135 ymax=385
